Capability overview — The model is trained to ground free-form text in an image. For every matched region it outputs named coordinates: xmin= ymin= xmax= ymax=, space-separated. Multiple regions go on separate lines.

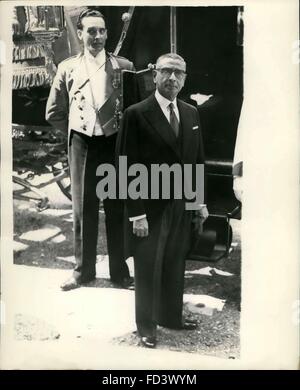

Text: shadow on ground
xmin=14 ymin=202 xmax=107 ymax=270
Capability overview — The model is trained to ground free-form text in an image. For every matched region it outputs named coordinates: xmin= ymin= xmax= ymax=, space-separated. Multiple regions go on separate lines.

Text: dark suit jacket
xmin=116 ymin=93 xmax=205 ymax=221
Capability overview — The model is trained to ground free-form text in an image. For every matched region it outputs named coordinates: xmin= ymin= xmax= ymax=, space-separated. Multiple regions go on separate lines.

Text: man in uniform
xmin=46 ymin=8 xmax=134 ymax=290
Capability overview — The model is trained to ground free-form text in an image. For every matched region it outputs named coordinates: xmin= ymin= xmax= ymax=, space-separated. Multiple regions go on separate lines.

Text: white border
xmin=1 ymin=0 xmax=299 ymax=369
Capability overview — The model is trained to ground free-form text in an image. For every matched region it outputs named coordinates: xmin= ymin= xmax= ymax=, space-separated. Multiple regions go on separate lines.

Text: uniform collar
xmin=84 ymin=48 xmax=106 ymax=65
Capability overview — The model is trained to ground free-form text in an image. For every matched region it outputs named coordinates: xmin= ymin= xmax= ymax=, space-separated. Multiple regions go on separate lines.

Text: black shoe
xmin=160 ymin=319 xmax=198 ymax=330
xmin=123 ymin=277 xmax=135 ymax=290
xmin=140 ymin=336 xmax=156 ymax=348
xmin=60 ymin=275 xmax=95 ymax=291
xmin=60 ymin=277 xmax=81 ymax=291
xmin=181 ymin=319 xmax=198 ymax=330
xmin=112 ymin=276 xmax=134 ymax=290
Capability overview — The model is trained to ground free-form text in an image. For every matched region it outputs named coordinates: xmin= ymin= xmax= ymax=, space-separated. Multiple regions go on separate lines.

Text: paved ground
xmin=2 ymin=178 xmax=241 ymax=369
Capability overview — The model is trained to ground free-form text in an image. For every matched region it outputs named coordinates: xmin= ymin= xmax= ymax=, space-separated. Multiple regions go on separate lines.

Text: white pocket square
xmin=192 ymin=125 xmax=199 ymax=130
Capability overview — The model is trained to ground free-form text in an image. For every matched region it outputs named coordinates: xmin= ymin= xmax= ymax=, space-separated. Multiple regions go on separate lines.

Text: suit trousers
xmin=69 ymin=131 xmax=130 ymax=283
xmin=133 ymin=200 xmax=192 ymax=338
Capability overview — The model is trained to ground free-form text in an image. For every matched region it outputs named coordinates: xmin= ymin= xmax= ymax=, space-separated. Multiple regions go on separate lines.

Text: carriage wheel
xmin=51 ymin=161 xmax=72 ymax=201
xmin=51 ymin=161 xmax=104 ymax=211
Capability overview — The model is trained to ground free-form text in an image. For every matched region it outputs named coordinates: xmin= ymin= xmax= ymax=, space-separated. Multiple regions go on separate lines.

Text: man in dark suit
xmin=46 ymin=9 xmax=134 ymax=290
xmin=117 ymin=53 xmax=209 ymax=348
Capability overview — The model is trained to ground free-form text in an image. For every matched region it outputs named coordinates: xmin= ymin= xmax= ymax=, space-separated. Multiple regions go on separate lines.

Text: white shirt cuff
xmin=129 ymin=214 xmax=147 ymax=222
xmin=193 ymin=204 xmax=207 ymax=210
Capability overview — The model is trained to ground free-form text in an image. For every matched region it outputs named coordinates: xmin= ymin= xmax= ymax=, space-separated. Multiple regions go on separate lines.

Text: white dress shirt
xmin=84 ymin=49 xmax=107 ymax=136
xmin=154 ymin=89 xmax=180 ymax=124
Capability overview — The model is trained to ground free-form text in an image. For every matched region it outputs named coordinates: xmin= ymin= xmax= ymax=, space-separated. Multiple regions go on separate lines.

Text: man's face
xmin=77 ymin=16 xmax=107 ymax=56
xmin=153 ymin=57 xmax=186 ymax=101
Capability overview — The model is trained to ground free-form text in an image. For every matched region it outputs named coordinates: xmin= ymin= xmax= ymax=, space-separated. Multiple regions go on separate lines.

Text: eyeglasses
xmin=87 ymin=27 xmax=107 ymax=36
xmin=156 ymin=68 xmax=186 ymax=79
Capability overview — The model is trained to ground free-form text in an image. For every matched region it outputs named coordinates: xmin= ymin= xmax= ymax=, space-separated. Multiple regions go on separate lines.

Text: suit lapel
xmin=143 ymin=95 xmax=180 ymax=158
xmin=177 ymin=99 xmax=194 ymax=161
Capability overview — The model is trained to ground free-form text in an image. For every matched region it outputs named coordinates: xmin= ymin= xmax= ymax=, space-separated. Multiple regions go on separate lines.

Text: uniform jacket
xmin=45 ymin=52 xmax=134 ymax=138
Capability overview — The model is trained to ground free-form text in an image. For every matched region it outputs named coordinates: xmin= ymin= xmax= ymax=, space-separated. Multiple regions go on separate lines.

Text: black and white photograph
xmin=0 ymin=0 xmax=298 ymax=371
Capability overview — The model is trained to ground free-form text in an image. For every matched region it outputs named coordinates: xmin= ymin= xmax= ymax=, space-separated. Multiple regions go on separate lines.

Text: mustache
xmin=165 ymin=82 xmax=178 ymax=87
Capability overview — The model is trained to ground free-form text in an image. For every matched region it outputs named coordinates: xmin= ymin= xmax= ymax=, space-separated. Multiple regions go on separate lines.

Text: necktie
xmin=168 ymin=102 xmax=179 ymax=137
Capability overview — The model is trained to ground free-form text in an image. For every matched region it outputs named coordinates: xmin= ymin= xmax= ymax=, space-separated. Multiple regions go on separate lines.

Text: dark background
xmin=97 ymin=6 xmax=243 ymax=161
xmin=12 ymin=6 xmax=243 ymax=161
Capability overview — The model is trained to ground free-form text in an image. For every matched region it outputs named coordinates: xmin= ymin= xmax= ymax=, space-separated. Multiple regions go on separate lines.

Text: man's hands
xmin=197 ymin=205 xmax=209 ymax=220
xmin=133 ymin=207 xmax=209 ymax=237
xmin=193 ymin=206 xmax=209 ymax=233
xmin=133 ymin=217 xmax=149 ymax=237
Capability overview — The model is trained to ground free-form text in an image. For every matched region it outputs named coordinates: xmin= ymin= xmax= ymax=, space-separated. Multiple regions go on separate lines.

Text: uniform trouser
xmin=133 ymin=200 xmax=192 ymax=338
xmin=69 ymin=131 xmax=130 ymax=283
